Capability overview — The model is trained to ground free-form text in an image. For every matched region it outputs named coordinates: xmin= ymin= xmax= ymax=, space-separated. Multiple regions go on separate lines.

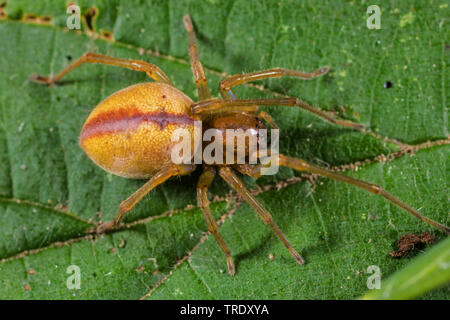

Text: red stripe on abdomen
xmin=80 ymin=107 xmax=195 ymax=140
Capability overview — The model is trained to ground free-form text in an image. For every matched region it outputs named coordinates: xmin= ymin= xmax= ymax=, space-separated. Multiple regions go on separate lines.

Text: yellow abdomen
xmin=79 ymin=82 xmax=197 ymax=179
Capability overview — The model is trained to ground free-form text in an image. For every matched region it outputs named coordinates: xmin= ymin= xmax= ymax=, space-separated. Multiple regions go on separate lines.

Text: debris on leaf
xmin=389 ymin=232 xmax=435 ymax=257
xmin=136 ymin=266 xmax=145 ymax=273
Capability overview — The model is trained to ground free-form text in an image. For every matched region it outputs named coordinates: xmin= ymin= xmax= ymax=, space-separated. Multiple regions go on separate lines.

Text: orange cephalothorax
xmin=208 ymin=113 xmax=266 ymax=160
xmin=79 ymin=82 xmax=198 ymax=179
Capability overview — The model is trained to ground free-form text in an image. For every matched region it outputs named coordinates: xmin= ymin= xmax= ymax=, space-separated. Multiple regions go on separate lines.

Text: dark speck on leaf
xmin=390 ymin=232 xmax=435 ymax=258
xmin=384 ymin=81 xmax=393 ymax=89
xmin=66 ymin=55 xmax=72 ymax=61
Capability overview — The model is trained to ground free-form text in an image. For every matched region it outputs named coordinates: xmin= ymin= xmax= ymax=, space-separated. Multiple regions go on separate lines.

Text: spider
xmin=30 ymin=15 xmax=449 ymax=276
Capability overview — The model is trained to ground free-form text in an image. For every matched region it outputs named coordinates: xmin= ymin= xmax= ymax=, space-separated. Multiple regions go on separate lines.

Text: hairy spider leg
xmin=218 ymin=166 xmax=305 ymax=265
xmin=191 ymin=98 xmax=364 ymax=130
xmin=197 ymin=166 xmax=236 ymax=275
xmin=97 ymin=165 xmax=196 ymax=232
xmin=30 ymin=52 xmax=172 ymax=85
xmin=183 ymin=14 xmax=211 ymax=100
xmin=278 ymin=154 xmax=450 ymax=234
xmin=219 ymin=66 xmax=330 ymax=99
xmin=237 ymin=154 xmax=449 ymax=235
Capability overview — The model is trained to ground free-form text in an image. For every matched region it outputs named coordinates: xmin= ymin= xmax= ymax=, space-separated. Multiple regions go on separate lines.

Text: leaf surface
xmin=0 ymin=0 xmax=448 ymax=299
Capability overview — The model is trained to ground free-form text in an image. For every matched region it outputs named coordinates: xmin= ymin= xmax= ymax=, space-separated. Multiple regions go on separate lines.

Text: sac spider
xmin=30 ymin=15 xmax=449 ymax=276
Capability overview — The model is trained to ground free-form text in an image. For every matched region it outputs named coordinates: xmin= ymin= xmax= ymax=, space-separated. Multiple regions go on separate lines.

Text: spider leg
xmin=191 ymin=98 xmax=364 ymax=131
xmin=217 ymin=66 xmax=320 ymax=128
xmin=183 ymin=14 xmax=211 ymax=100
xmin=30 ymin=52 xmax=172 ymax=85
xmin=233 ymin=164 xmax=263 ymax=178
xmin=219 ymin=66 xmax=329 ymax=99
xmin=197 ymin=166 xmax=235 ymax=275
xmin=218 ymin=166 xmax=305 ymax=265
xmin=278 ymin=154 xmax=450 ymax=234
xmin=257 ymin=110 xmax=279 ymax=129
xmin=97 ymin=164 xmax=196 ymax=233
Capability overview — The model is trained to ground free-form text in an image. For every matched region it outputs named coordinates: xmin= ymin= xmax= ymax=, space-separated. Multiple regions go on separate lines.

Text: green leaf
xmin=0 ymin=0 xmax=448 ymax=299
xmin=361 ymin=237 xmax=450 ymax=300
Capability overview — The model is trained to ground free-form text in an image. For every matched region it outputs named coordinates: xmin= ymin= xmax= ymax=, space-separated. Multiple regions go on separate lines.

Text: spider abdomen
xmin=79 ymin=82 xmax=198 ymax=179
